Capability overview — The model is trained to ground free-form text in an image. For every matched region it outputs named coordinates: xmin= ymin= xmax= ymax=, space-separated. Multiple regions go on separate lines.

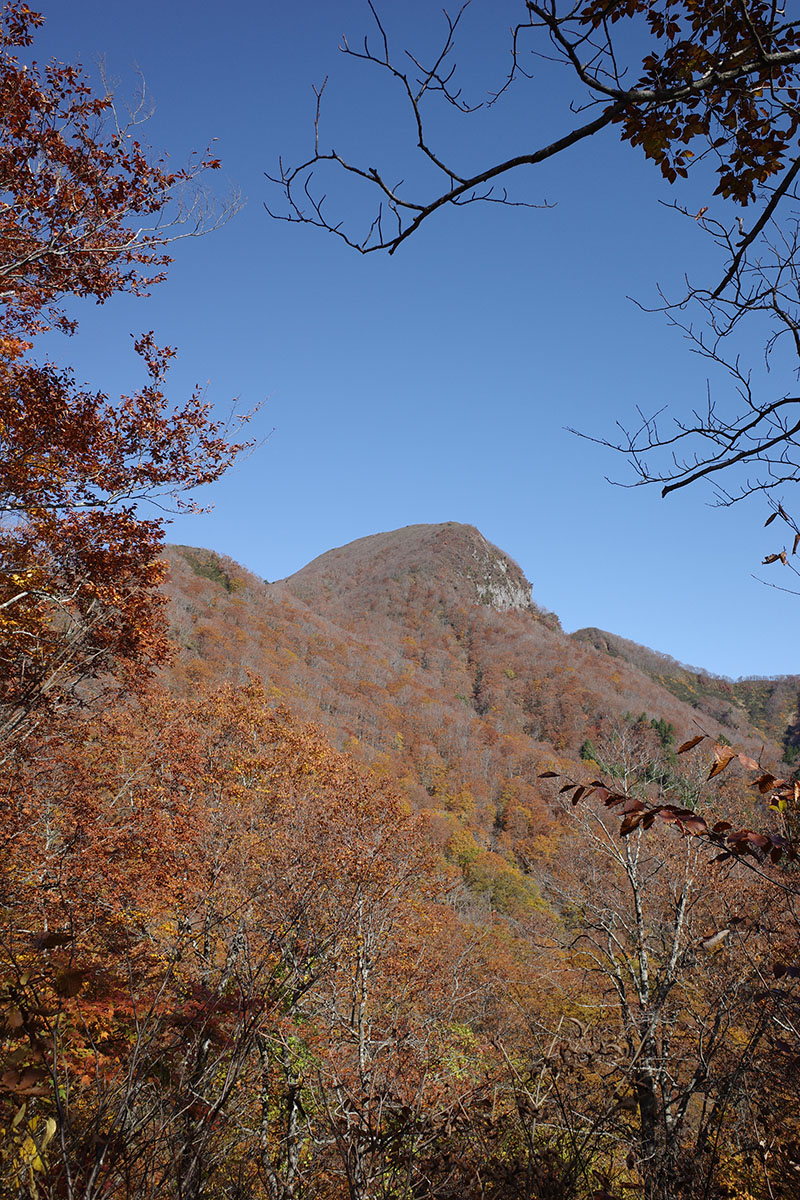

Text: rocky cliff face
xmin=467 ymin=534 xmax=532 ymax=612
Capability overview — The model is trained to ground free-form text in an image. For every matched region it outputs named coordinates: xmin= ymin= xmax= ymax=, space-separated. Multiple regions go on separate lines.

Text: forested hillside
xmin=573 ymin=627 xmax=800 ymax=752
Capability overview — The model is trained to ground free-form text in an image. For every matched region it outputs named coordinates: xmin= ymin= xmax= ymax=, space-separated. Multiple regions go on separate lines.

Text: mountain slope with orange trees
xmin=572 ymin=624 xmax=800 ymax=754
xmin=159 ymin=524 xmax=785 ymax=925
xmin=164 ymin=523 xmax=778 ymax=767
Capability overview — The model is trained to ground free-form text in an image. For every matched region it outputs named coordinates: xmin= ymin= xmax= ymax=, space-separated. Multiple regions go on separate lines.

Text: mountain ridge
xmin=163 ymin=522 xmax=787 ymax=768
xmin=571 ymin=624 xmax=800 ymax=750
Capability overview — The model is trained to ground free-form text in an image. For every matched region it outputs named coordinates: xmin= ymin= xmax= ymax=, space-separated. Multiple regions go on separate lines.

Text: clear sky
xmin=28 ymin=0 xmax=800 ymax=678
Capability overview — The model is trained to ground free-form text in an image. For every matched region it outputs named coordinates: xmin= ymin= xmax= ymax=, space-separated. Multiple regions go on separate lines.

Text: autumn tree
xmin=0 ymin=678 xmax=505 ymax=1200
xmin=540 ymin=717 xmax=800 ymax=1198
xmin=0 ymin=2 xmax=249 ymax=750
xmin=539 ymin=724 xmax=782 ymax=1200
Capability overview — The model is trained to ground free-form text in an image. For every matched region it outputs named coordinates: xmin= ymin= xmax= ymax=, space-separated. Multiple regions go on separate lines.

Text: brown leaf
xmin=773 ymin=962 xmax=800 ymax=980
xmin=677 ymin=734 xmax=706 ymax=754
xmin=708 ymin=744 xmax=736 ymax=779
xmin=54 ymin=969 xmax=85 ymax=998
xmin=679 ymin=814 xmax=708 ymax=836
xmin=34 ymin=931 xmax=73 ymax=950
xmin=738 ymin=754 xmax=760 ymax=771
xmin=1 ymin=1066 xmax=48 ymax=1095
xmin=700 ymin=929 xmax=730 ymax=951
xmin=620 ymin=812 xmax=647 ymax=836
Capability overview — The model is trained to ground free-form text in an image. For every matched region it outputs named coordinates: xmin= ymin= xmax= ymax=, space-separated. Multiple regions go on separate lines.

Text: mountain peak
xmin=282 ymin=522 xmax=533 ymax=615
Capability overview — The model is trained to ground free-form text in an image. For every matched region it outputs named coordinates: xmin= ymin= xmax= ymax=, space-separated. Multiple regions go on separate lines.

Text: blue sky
xmin=29 ymin=0 xmax=800 ymax=678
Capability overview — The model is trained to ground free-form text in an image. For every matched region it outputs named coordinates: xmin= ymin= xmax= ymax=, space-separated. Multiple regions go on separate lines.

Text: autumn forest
xmin=4 ymin=3 xmax=800 ymax=1199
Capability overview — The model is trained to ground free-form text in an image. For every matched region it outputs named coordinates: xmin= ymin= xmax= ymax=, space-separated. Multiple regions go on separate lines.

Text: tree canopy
xmin=0 ymin=1 xmax=250 ymax=749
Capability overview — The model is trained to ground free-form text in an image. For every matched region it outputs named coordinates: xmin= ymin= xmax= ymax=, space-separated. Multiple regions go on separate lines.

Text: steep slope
xmin=572 ymin=625 xmax=800 ymax=756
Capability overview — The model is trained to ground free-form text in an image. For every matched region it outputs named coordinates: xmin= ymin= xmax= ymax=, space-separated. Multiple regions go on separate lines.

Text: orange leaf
xmin=677 ymin=735 xmax=705 ymax=754
xmin=708 ymin=744 xmax=736 ymax=779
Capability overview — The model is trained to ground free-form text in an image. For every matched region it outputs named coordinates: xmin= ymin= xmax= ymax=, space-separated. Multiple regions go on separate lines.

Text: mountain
xmin=164 ymin=524 xmax=785 ymax=773
xmin=159 ymin=523 xmax=788 ymax=923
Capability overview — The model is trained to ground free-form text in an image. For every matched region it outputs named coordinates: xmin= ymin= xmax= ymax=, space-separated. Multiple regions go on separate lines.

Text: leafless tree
xmin=546 ymin=725 xmax=777 ymax=1200
xmin=267 ymin=2 xmax=800 ymax=255
xmin=268 ymin=1 xmax=800 ymax=531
